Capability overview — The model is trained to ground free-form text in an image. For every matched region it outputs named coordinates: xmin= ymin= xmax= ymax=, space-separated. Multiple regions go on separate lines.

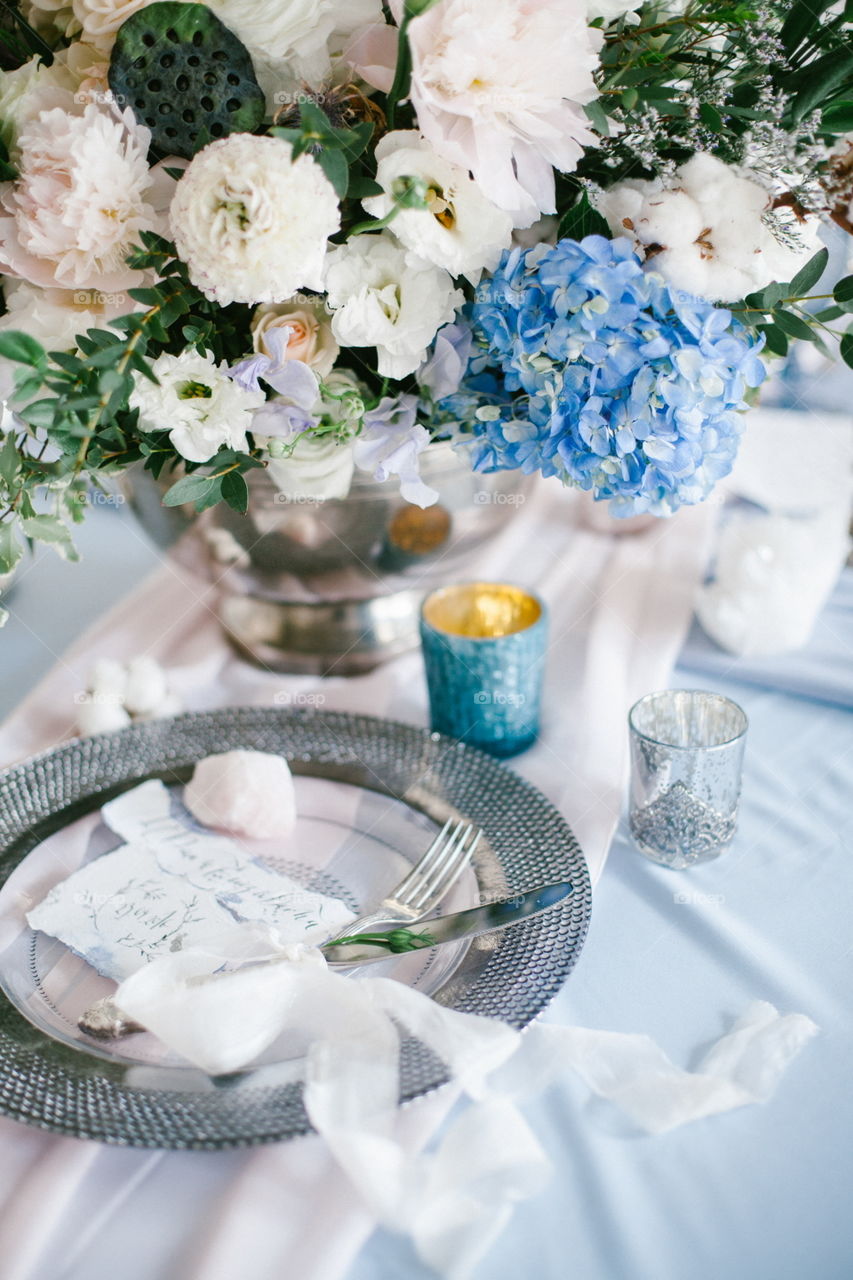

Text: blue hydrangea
xmin=451 ymin=235 xmax=766 ymax=516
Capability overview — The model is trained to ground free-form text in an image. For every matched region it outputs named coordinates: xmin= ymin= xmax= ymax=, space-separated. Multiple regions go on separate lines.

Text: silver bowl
xmin=125 ymin=442 xmax=533 ymax=674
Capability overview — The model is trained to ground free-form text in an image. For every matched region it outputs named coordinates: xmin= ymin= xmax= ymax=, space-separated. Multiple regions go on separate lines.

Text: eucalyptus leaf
xmin=788 ymin=248 xmax=829 ymax=296
xmin=840 ymin=330 xmax=853 ymax=369
xmin=833 ymin=276 xmax=853 ymax=305
xmin=162 ymin=472 xmax=219 ymax=508
xmin=0 ymin=331 xmax=46 ymax=367
xmin=0 ymin=521 xmax=23 ymax=574
xmin=221 ymin=470 xmax=248 ymax=514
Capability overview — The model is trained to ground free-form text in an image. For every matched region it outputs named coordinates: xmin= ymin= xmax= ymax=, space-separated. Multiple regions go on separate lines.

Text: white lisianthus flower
xmin=169 ymin=134 xmax=340 ymax=307
xmin=396 ymin=0 xmax=602 ymax=228
xmin=324 ymin=233 xmax=463 ymax=379
xmin=362 ymin=130 xmax=513 ymax=284
xmin=130 ymin=351 xmax=266 ymax=464
xmin=596 ymin=153 xmax=822 ymax=302
xmin=0 ymin=104 xmax=161 ymax=293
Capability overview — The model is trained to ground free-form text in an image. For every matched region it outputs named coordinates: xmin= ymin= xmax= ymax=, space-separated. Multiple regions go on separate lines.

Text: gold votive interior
xmin=422 ymin=582 xmax=542 ymax=639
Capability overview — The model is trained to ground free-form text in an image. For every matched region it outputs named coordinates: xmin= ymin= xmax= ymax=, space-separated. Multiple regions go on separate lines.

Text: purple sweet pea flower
xmin=231 ymin=326 xmax=320 ymax=408
xmin=417 ymin=320 xmax=475 ymax=402
xmin=250 ymin=399 xmax=318 ymax=441
xmin=354 ymin=394 xmax=438 ymax=509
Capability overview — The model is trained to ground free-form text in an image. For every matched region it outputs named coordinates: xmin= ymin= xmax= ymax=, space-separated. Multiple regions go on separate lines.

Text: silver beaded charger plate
xmin=0 ymin=708 xmax=591 ymax=1150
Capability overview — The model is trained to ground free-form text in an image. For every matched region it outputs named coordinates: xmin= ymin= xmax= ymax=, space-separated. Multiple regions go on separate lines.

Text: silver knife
xmin=321 ymin=880 xmax=573 ymax=968
xmin=78 ymin=881 xmax=573 ymax=1039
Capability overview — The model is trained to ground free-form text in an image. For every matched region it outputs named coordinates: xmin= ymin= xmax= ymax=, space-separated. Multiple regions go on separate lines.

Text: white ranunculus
xmin=129 ymin=350 xmax=266 ymax=464
xmin=596 ymin=153 xmax=822 ymax=302
xmin=397 ymin=0 xmax=602 ymax=228
xmin=169 ymin=134 xmax=340 ymax=307
xmin=324 ymin=233 xmax=463 ymax=380
xmin=267 ymin=435 xmax=355 ymax=502
xmin=0 ymin=104 xmax=160 ymax=293
xmin=362 ymin=130 xmax=513 ymax=284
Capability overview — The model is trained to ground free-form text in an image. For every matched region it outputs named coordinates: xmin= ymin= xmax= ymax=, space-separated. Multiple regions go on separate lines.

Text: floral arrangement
xmin=0 ymin=0 xmax=851 ymax=591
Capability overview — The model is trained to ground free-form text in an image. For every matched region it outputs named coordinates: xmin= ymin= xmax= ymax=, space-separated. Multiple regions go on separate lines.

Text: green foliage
xmin=558 ymin=191 xmax=612 ymax=243
xmin=271 ymin=101 xmax=374 ymax=202
xmin=109 ymin=1 xmax=265 ymax=159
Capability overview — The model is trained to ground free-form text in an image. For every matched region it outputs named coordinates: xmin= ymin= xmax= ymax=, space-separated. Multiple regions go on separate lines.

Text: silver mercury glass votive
xmin=628 ymin=689 xmax=748 ymax=869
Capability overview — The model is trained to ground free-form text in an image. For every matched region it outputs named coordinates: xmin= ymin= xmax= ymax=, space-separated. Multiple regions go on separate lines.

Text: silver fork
xmin=325 ymin=817 xmax=482 ymax=941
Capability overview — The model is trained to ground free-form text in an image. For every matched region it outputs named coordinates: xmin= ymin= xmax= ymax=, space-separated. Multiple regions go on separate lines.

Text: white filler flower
xmin=597 ymin=153 xmax=822 ymax=302
xmin=324 ymin=232 xmax=463 ymax=379
xmin=130 ymin=350 xmax=265 ymax=463
xmin=363 ymin=130 xmax=513 ymax=284
xmin=169 ymin=134 xmax=340 ymax=306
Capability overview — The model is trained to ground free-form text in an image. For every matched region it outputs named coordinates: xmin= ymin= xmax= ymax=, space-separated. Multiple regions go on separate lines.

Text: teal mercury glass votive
xmin=420 ymin=581 xmax=548 ymax=758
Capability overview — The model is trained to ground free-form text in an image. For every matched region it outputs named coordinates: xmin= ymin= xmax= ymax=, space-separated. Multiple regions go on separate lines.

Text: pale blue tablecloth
xmin=2 ymin=507 xmax=851 ymax=1280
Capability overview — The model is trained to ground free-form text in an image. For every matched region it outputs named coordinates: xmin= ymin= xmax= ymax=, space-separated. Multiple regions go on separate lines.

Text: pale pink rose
xmin=0 ymin=103 xmax=163 ymax=293
xmin=389 ymin=0 xmax=602 ymax=229
xmin=251 ymin=300 xmax=339 ymax=379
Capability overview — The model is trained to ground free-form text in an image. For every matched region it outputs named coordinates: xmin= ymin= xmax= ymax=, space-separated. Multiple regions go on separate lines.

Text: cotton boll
xmin=88 ymin=657 xmax=128 ymax=701
xmin=654 ymin=247 xmax=714 ymax=299
xmin=184 ymin=750 xmax=297 ymax=839
xmin=123 ymin=656 xmax=169 ymax=717
xmin=76 ymin=696 xmax=132 ymax=736
xmin=134 ymin=690 xmax=183 ymax=722
xmin=598 ymin=152 xmax=821 ymax=301
xmin=637 ymin=191 xmax=705 ymax=248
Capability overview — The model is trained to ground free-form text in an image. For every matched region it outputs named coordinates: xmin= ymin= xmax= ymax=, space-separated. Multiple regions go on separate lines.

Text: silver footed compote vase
xmin=125 ymin=440 xmax=533 ymax=675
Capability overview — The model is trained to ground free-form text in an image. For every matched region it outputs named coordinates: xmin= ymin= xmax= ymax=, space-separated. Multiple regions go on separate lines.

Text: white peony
xmin=210 ymin=0 xmax=382 ymax=104
xmin=0 ymin=104 xmax=161 ymax=293
xmin=69 ymin=0 xmax=151 ymax=51
xmin=324 ymin=233 xmax=463 ymax=379
xmin=129 ymin=350 xmax=266 ymax=464
xmin=596 ymin=153 xmax=823 ymax=302
xmin=398 ymin=0 xmax=602 ymax=228
xmin=0 ymin=279 xmax=131 ymax=351
xmin=169 ymin=134 xmax=340 ymax=307
xmin=362 ymin=130 xmax=513 ymax=284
